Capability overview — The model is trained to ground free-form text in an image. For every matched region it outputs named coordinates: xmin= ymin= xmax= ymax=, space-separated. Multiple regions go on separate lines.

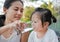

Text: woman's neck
xmin=4 ymin=19 xmax=12 ymax=25
xmin=2 ymin=18 xmax=14 ymax=39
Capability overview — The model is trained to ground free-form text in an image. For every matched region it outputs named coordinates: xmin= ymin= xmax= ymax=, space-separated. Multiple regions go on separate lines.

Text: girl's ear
xmin=43 ymin=22 xmax=49 ymax=29
xmin=3 ymin=7 xmax=7 ymax=14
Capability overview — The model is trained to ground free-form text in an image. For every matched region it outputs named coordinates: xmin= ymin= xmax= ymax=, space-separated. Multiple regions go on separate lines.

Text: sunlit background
xmin=0 ymin=0 xmax=60 ymax=41
xmin=0 ymin=0 xmax=60 ymax=15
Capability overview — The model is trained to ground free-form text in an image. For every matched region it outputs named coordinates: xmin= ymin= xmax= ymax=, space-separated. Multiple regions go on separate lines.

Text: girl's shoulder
xmin=47 ymin=28 xmax=57 ymax=36
xmin=30 ymin=31 xmax=35 ymax=35
xmin=29 ymin=31 xmax=36 ymax=37
xmin=48 ymin=28 xmax=56 ymax=34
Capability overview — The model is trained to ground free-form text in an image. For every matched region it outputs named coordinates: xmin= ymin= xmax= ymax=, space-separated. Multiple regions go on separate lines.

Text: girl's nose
xmin=32 ymin=22 xmax=34 ymax=26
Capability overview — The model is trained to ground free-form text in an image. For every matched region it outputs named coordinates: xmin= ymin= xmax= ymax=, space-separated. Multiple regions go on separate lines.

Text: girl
xmin=28 ymin=7 xmax=58 ymax=42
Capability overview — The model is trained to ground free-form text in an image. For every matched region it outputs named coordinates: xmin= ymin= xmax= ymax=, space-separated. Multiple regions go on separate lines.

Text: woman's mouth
xmin=14 ymin=17 xmax=20 ymax=20
xmin=14 ymin=15 xmax=22 ymax=20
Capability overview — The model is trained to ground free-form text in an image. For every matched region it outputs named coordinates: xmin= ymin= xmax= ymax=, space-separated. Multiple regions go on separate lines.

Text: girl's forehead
xmin=32 ymin=15 xmax=41 ymax=21
xmin=32 ymin=12 xmax=41 ymax=18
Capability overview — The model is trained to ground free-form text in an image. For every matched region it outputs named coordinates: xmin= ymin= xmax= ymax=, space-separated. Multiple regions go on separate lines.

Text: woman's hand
xmin=11 ymin=20 xmax=27 ymax=31
xmin=0 ymin=20 xmax=28 ymax=35
xmin=7 ymin=20 xmax=28 ymax=35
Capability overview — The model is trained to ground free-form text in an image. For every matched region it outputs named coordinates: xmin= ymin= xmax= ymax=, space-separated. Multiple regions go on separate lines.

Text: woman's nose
xmin=17 ymin=10 xmax=22 ymax=15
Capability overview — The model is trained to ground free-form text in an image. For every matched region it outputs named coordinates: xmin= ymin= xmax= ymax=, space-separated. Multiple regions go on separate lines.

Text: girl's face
xmin=31 ymin=12 xmax=44 ymax=32
xmin=31 ymin=12 xmax=49 ymax=32
xmin=4 ymin=1 xmax=23 ymax=23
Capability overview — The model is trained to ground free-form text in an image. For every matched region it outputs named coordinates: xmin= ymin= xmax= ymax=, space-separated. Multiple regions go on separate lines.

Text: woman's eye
xmin=20 ymin=10 xmax=23 ymax=13
xmin=14 ymin=9 xmax=18 ymax=11
xmin=20 ymin=9 xmax=23 ymax=13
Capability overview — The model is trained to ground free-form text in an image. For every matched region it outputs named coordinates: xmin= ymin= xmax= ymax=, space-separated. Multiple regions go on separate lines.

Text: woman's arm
xmin=0 ymin=25 xmax=10 ymax=35
xmin=20 ymin=31 xmax=30 ymax=42
xmin=0 ymin=20 xmax=21 ymax=35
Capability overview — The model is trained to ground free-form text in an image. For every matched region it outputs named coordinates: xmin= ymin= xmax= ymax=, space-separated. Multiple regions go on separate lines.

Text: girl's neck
xmin=36 ymin=29 xmax=48 ymax=39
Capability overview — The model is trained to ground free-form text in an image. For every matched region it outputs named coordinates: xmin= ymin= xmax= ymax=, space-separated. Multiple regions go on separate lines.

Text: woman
xmin=0 ymin=0 xmax=29 ymax=42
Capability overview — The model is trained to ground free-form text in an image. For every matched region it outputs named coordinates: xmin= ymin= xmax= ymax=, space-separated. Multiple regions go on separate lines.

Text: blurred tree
xmin=40 ymin=1 xmax=59 ymax=17
xmin=21 ymin=1 xmax=59 ymax=22
xmin=21 ymin=6 xmax=35 ymax=22
xmin=29 ymin=0 xmax=38 ymax=2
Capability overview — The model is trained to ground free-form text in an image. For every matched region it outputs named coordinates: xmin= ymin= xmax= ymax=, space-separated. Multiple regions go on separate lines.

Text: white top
xmin=28 ymin=29 xmax=58 ymax=42
xmin=0 ymin=30 xmax=20 ymax=42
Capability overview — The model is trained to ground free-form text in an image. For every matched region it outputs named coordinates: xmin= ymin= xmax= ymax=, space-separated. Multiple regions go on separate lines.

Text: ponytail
xmin=51 ymin=15 xmax=57 ymax=23
xmin=0 ymin=15 xmax=5 ymax=27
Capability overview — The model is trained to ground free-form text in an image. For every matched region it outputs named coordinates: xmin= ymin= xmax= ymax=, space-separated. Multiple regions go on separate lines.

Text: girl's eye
xmin=34 ymin=21 xmax=37 ymax=23
xmin=31 ymin=21 xmax=37 ymax=23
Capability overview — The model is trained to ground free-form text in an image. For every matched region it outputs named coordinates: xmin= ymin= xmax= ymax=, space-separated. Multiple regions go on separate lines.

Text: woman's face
xmin=4 ymin=1 xmax=23 ymax=23
xmin=31 ymin=12 xmax=44 ymax=32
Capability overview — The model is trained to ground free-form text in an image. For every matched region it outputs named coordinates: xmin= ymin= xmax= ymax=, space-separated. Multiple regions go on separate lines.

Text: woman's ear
xmin=43 ymin=22 xmax=49 ymax=29
xmin=3 ymin=7 xmax=7 ymax=14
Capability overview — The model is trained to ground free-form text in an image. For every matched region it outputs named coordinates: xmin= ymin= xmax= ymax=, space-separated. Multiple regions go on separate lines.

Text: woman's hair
xmin=0 ymin=0 xmax=23 ymax=27
xmin=31 ymin=7 xmax=57 ymax=25
xmin=4 ymin=0 xmax=23 ymax=9
xmin=0 ymin=15 xmax=5 ymax=27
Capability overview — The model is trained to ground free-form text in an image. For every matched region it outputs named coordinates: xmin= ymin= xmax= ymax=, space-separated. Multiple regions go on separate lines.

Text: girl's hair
xmin=31 ymin=7 xmax=57 ymax=25
xmin=0 ymin=0 xmax=23 ymax=27
xmin=4 ymin=0 xmax=23 ymax=9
